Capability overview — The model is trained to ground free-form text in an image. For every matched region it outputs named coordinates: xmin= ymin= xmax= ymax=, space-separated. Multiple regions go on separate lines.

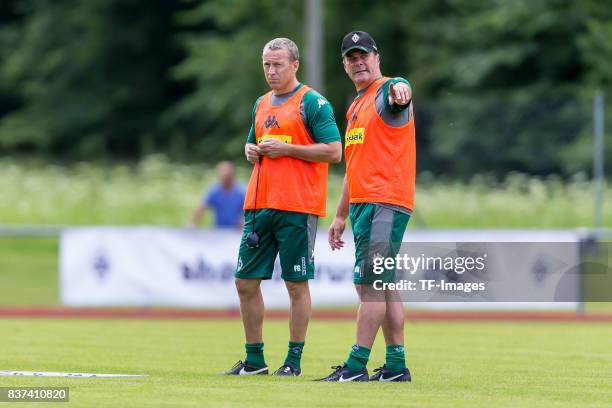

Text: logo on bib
xmin=264 ymin=115 xmax=280 ymax=128
xmin=345 ymin=127 xmax=365 ymax=147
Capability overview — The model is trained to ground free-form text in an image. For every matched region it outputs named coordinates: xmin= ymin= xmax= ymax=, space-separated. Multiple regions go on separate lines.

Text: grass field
xmin=1 ymin=319 xmax=611 ymax=408
xmin=2 ymin=158 xmax=611 ymax=407
xmin=0 ymin=237 xmax=57 ymax=305
xmin=1 ymin=156 xmax=611 ymax=227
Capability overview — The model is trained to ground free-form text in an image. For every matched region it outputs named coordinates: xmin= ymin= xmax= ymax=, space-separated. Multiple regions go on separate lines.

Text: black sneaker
xmin=272 ymin=363 xmax=301 ymax=377
xmin=222 ymin=360 xmax=268 ymax=375
xmin=315 ymin=364 xmax=369 ymax=382
xmin=369 ymin=365 xmax=411 ymax=382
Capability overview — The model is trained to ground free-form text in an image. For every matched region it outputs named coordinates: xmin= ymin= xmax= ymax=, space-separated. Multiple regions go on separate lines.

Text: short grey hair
xmin=263 ymin=38 xmax=299 ymax=61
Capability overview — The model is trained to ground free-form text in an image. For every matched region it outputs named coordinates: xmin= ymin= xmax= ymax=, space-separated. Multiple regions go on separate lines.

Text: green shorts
xmin=350 ymin=203 xmax=411 ymax=284
xmin=235 ymin=209 xmax=318 ymax=281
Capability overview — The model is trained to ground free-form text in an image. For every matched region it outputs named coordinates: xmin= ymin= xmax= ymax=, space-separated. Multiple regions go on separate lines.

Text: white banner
xmin=60 ymin=227 xmax=582 ymax=309
xmin=60 ymin=227 xmax=356 ymax=308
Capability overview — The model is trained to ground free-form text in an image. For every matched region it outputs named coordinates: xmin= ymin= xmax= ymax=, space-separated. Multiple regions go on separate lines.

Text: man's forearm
xmin=191 ymin=206 xmax=206 ymax=225
xmin=286 ymin=142 xmax=341 ymax=163
xmin=335 ymin=176 xmax=350 ymax=220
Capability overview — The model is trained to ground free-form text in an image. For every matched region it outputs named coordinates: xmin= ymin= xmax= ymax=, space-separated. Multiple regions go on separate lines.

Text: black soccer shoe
xmin=272 ymin=363 xmax=301 ymax=377
xmin=222 ymin=360 xmax=268 ymax=375
xmin=369 ymin=365 xmax=412 ymax=382
xmin=315 ymin=364 xmax=369 ymax=382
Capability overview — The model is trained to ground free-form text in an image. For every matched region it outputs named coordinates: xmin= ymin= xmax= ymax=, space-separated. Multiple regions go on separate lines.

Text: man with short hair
xmin=318 ymin=31 xmax=415 ymax=382
xmin=189 ymin=161 xmax=245 ymax=229
xmin=224 ymin=37 xmax=342 ymax=377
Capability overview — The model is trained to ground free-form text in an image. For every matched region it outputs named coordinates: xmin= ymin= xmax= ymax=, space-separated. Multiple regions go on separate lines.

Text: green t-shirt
xmin=246 ymin=83 xmax=341 ymax=144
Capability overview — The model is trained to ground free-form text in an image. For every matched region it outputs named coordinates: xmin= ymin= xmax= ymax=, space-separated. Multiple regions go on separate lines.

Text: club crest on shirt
xmin=264 ymin=115 xmax=280 ymax=128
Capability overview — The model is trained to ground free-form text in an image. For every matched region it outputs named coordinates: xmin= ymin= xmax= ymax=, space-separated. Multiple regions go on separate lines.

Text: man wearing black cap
xmin=318 ymin=31 xmax=416 ymax=382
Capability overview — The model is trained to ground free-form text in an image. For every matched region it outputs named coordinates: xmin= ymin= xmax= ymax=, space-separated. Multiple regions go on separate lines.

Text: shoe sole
xmin=222 ymin=367 xmax=269 ymax=376
xmin=373 ymin=374 xmax=411 ymax=382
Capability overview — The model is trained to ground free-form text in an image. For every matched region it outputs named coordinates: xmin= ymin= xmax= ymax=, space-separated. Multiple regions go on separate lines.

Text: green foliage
xmin=1 ymin=159 xmax=610 ymax=228
xmin=0 ymin=0 xmax=184 ymax=157
xmin=163 ymin=0 xmax=303 ymax=159
xmin=406 ymin=0 xmax=605 ymax=177
xmin=0 ymin=0 xmax=611 ymax=177
xmin=0 ymin=319 xmax=611 ymax=407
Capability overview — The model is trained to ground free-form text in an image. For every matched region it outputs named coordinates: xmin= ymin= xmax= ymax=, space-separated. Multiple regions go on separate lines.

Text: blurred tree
xmin=404 ymin=0 xmax=604 ymax=178
xmin=0 ymin=0 xmax=186 ymax=157
xmin=0 ymin=0 xmax=27 ymax=128
xmin=163 ymin=0 xmax=303 ymax=160
xmin=0 ymin=0 xmax=610 ymax=178
xmin=574 ymin=6 xmax=612 ymax=174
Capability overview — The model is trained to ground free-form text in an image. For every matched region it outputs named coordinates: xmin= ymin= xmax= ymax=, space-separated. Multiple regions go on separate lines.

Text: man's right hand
xmin=245 ymin=143 xmax=261 ymax=164
xmin=328 ymin=217 xmax=346 ymax=251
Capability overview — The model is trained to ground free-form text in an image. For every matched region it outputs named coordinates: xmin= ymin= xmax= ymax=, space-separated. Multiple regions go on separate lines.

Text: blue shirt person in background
xmin=189 ymin=161 xmax=245 ymax=229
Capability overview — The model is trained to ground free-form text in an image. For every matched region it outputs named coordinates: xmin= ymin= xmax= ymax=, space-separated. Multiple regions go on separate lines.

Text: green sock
xmin=245 ymin=343 xmax=266 ymax=368
xmin=385 ymin=344 xmax=406 ymax=372
xmin=284 ymin=341 xmax=305 ymax=370
xmin=345 ymin=344 xmax=371 ymax=372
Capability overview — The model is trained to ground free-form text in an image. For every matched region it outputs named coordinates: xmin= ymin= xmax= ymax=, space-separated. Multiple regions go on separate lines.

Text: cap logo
xmin=351 ymin=33 xmax=360 ymax=43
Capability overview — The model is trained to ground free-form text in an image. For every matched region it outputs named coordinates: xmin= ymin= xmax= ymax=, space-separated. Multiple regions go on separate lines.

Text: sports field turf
xmin=2 ymin=161 xmax=611 ymax=407
xmin=1 ymin=319 xmax=611 ymax=408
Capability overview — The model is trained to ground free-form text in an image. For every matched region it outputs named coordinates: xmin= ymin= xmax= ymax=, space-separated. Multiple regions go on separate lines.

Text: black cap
xmin=341 ymin=31 xmax=378 ymax=57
